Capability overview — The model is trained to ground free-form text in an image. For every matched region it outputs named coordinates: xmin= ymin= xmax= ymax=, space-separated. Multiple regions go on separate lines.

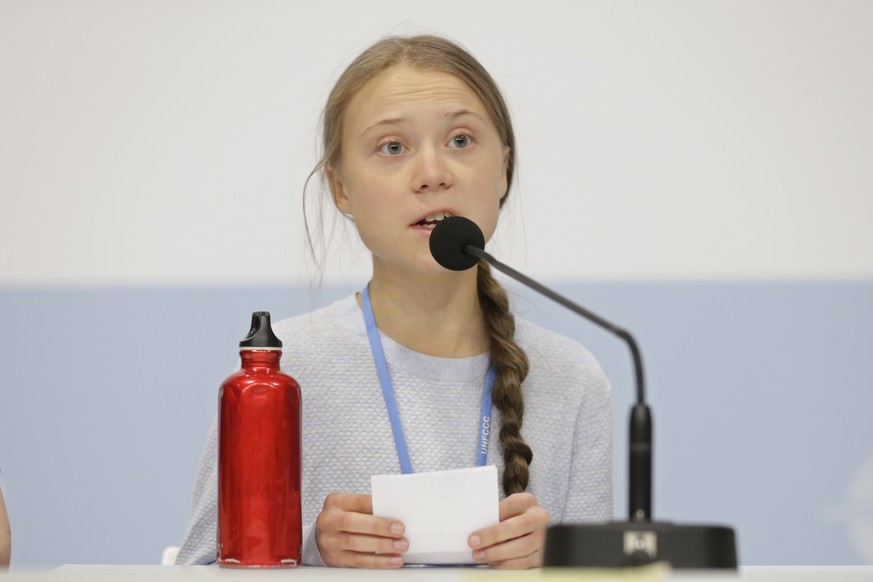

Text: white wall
xmin=2 ymin=0 xmax=871 ymax=286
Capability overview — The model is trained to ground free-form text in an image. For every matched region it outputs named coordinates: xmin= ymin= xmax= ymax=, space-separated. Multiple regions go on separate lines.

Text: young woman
xmin=178 ymin=34 xmax=612 ymax=569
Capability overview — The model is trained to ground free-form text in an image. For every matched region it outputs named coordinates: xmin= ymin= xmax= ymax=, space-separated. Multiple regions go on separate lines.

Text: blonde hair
xmin=309 ymin=35 xmax=531 ymax=495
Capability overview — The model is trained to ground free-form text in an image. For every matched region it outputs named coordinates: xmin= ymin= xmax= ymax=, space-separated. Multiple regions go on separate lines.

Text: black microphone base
xmin=544 ymin=521 xmax=738 ymax=569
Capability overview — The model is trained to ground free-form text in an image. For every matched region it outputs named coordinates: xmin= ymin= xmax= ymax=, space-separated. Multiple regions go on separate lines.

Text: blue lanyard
xmin=361 ymin=284 xmax=496 ymax=474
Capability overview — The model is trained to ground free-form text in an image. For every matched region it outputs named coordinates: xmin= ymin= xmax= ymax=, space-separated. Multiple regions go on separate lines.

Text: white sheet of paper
xmin=371 ymin=465 xmax=499 ymax=565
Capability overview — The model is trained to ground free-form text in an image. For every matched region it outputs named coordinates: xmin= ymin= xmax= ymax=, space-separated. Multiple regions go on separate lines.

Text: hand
xmin=467 ymin=492 xmax=550 ymax=569
xmin=315 ymin=492 xmax=408 ymax=568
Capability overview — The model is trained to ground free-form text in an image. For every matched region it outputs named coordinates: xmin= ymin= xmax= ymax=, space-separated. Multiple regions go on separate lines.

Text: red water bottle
xmin=217 ymin=311 xmax=302 ymax=567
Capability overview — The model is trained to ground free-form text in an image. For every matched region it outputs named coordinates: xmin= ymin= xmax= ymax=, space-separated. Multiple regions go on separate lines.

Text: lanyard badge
xmin=361 ymin=284 xmax=495 ymax=474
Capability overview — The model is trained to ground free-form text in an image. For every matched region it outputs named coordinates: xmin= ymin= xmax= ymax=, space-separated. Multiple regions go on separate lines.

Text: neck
xmin=361 ymin=264 xmax=489 ymax=358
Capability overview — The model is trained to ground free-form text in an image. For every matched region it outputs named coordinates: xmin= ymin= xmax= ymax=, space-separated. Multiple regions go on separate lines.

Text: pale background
xmin=0 ymin=0 xmax=871 ymax=569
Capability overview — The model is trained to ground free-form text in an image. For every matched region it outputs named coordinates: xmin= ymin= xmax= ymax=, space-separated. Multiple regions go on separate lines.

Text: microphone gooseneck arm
xmin=464 ymin=245 xmax=644 ymax=400
xmin=464 ymin=244 xmax=653 ymax=521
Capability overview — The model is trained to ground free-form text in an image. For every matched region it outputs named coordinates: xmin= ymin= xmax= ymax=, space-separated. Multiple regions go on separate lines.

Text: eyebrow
xmin=448 ymin=109 xmax=488 ymax=123
xmin=360 ymin=117 xmax=407 ymax=137
xmin=359 ymin=109 xmax=487 ymax=138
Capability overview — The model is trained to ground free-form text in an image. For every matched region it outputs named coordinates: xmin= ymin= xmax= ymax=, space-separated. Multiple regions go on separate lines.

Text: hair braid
xmin=477 ymin=262 xmax=532 ymax=495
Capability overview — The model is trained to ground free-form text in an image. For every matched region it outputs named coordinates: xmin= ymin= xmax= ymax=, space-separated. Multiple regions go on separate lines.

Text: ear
xmin=326 ymin=165 xmax=353 ymax=215
xmin=499 ymin=146 xmax=511 ymax=202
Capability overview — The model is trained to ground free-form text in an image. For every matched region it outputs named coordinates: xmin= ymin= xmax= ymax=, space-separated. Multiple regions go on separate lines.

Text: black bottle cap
xmin=239 ymin=311 xmax=282 ymax=349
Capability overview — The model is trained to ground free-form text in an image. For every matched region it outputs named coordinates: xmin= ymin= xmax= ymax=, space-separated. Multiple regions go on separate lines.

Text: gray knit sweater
xmin=176 ymin=294 xmax=613 ymax=566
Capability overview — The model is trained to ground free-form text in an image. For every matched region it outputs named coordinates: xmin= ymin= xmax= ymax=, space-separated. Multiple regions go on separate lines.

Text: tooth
xmin=425 ymin=214 xmax=435 ymax=222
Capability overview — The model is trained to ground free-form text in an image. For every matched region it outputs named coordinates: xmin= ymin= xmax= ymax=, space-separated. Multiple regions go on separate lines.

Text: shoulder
xmin=515 ymin=317 xmax=603 ymax=378
xmin=514 ymin=316 xmax=611 ymax=404
xmin=272 ymin=293 xmax=368 ymax=370
xmin=272 ymin=294 xmax=362 ymax=342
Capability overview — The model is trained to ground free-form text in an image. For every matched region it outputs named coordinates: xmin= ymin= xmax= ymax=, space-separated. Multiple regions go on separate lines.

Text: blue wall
xmin=1 ymin=280 xmax=871 ymax=568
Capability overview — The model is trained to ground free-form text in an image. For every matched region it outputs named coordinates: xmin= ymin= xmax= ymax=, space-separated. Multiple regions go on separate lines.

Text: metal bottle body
xmin=217 ymin=348 xmax=302 ymax=567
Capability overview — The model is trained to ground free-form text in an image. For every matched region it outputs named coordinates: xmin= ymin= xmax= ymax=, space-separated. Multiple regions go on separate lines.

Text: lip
xmin=409 ymin=208 xmax=458 ymax=228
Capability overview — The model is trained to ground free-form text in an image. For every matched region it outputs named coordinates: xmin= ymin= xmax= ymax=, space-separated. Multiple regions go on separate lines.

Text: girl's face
xmin=329 ymin=64 xmax=509 ymax=277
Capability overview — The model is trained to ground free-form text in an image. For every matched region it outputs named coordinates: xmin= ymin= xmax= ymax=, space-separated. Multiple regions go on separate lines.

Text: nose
xmin=412 ymin=147 xmax=453 ymax=193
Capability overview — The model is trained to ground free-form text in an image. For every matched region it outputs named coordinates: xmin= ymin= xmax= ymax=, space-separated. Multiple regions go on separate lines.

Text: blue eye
xmin=450 ymin=134 xmax=471 ymax=148
xmin=380 ymin=141 xmax=406 ymax=155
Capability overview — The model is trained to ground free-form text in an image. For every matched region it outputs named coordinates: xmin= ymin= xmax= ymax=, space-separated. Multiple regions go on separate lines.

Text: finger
xmin=498 ymin=492 xmax=537 ymax=521
xmin=470 ymin=494 xmax=532 ymax=549
xmin=470 ymin=505 xmax=549 ymax=549
xmin=323 ymin=492 xmax=374 ymax=514
xmin=333 ymin=510 xmax=405 ymax=539
xmin=322 ymin=531 xmax=409 ymax=555
xmin=472 ymin=532 xmax=541 ymax=565
xmin=320 ymin=494 xmax=405 ymax=539
xmin=317 ymin=527 xmax=408 ymax=568
xmin=486 ymin=549 xmax=542 ymax=570
xmin=338 ymin=550 xmax=406 ymax=569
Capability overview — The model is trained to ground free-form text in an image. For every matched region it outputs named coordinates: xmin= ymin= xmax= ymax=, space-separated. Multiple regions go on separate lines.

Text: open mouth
xmin=414 ymin=210 xmax=453 ymax=229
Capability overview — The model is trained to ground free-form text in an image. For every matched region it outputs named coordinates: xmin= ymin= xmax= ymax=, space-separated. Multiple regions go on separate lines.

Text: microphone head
xmin=429 ymin=216 xmax=485 ymax=271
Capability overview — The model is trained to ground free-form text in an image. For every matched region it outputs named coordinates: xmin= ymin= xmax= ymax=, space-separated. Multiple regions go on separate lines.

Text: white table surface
xmin=1 ymin=565 xmax=871 ymax=581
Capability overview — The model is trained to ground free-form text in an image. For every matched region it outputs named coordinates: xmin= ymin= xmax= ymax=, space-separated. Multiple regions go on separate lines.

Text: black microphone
xmin=429 ymin=216 xmax=737 ymax=569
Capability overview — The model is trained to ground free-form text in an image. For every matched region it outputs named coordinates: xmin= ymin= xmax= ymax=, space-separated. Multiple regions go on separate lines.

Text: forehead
xmin=344 ymin=64 xmax=490 ymax=128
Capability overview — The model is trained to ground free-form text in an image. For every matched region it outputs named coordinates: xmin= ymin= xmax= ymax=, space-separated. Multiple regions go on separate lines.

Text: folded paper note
xmin=371 ymin=465 xmax=499 ymax=565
